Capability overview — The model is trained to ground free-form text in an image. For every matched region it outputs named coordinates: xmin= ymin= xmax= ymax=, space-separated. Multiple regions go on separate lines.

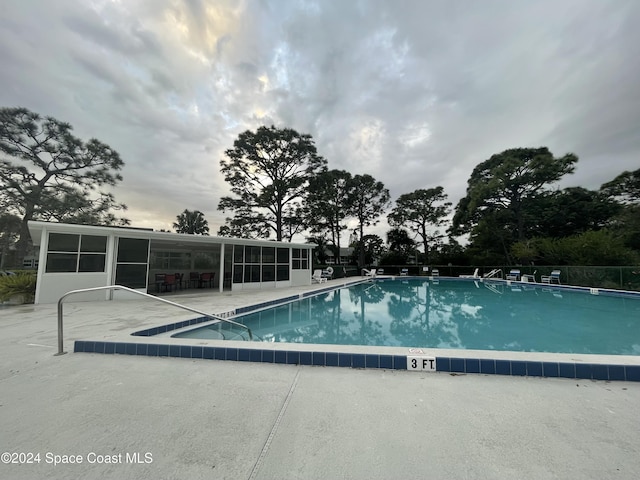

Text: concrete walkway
xmin=2 ymin=287 xmax=640 ymax=479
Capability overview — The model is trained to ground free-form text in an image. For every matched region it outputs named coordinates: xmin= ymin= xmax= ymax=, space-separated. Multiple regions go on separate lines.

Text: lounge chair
xmin=541 ymin=270 xmax=561 ymax=284
xmin=521 ymin=271 xmax=537 ymax=283
xmin=377 ymin=268 xmax=385 ymax=275
xmin=362 ymin=268 xmax=376 ymax=278
xmin=322 ymin=266 xmax=334 ymax=280
xmin=312 ymin=269 xmax=327 ymax=283
xmin=400 ymin=268 xmax=408 ymax=276
xmin=459 ymin=268 xmax=479 ymax=278
xmin=506 ymin=269 xmax=520 ymax=281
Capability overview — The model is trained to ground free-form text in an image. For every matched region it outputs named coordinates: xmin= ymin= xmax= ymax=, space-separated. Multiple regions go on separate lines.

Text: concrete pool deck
xmin=2 ymin=279 xmax=640 ymax=479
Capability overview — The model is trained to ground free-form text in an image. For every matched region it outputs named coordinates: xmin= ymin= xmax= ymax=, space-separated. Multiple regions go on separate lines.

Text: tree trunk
xmin=15 ymin=214 xmax=33 ymax=269
xmin=15 ymin=188 xmax=41 ymax=268
xmin=275 ymin=206 xmax=282 ymax=241
xmin=421 ymin=225 xmax=429 ymax=264
xmin=358 ymin=223 xmax=365 ymax=268
xmin=514 ymin=198 xmax=525 ymax=241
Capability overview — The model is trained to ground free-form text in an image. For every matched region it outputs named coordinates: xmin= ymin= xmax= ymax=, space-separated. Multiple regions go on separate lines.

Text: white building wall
xmin=291 ymin=269 xmax=312 ymax=285
xmin=34 ymin=226 xmax=117 ymax=304
xmin=36 ymin=273 xmax=111 ymax=304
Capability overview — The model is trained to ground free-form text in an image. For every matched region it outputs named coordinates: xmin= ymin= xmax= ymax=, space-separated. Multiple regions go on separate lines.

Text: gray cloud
xmin=1 ymin=0 xmax=639 ymax=239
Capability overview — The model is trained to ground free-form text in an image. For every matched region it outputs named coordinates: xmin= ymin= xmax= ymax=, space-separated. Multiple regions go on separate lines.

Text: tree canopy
xmin=208 ymin=129 xmax=640 ymax=269
xmin=531 ymin=187 xmax=620 ymax=238
xmin=173 ymin=209 xmax=210 ymax=235
xmin=601 ymin=168 xmax=640 ymax=205
xmin=349 ymin=174 xmax=391 ymax=267
xmin=349 ymin=234 xmax=385 ymax=266
xmin=511 ymin=229 xmax=638 ymax=266
xmin=305 ymin=169 xmax=354 ymax=251
xmin=306 ymin=235 xmax=330 ymax=265
xmin=388 ymin=187 xmax=451 ymax=262
xmin=0 ymin=107 xmax=129 ymax=265
xmin=218 ymin=125 xmax=327 ymax=241
xmin=601 ymin=168 xmax=640 ymax=251
xmin=452 ymin=147 xmax=577 ymax=241
xmin=382 ymin=227 xmax=416 ymax=264
xmin=450 ymin=147 xmax=578 ymax=262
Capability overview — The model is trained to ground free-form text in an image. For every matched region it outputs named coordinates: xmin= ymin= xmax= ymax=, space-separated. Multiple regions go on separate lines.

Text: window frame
xmin=291 ymin=248 xmax=309 ymax=270
xmin=232 ymin=245 xmax=292 ymax=283
xmin=114 ymin=237 xmax=150 ymax=289
xmin=45 ymin=233 xmax=107 ymax=273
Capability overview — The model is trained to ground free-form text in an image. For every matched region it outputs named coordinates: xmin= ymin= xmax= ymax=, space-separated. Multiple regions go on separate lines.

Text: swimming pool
xmin=172 ymin=279 xmax=640 ymax=356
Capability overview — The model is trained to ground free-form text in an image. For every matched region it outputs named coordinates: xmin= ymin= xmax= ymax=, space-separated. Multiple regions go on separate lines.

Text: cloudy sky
xmin=2 ymin=0 xmax=639 ymax=242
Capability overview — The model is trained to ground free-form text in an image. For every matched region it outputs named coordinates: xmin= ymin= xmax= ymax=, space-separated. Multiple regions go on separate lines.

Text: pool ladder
xmin=483 ymin=268 xmax=503 ymax=279
xmin=56 ymin=285 xmax=253 ymax=356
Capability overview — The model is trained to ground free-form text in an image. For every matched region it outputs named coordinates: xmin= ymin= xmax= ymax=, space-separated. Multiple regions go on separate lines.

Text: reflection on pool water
xmin=174 ymin=279 xmax=640 ymax=355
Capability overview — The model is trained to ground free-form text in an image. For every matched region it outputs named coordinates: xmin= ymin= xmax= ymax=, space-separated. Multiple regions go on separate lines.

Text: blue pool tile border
xmin=132 ymin=316 xmax=213 ymax=337
xmin=73 ymin=340 xmax=640 ymax=382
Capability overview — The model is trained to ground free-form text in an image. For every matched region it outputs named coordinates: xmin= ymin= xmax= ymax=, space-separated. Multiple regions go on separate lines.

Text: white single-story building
xmin=28 ymin=221 xmax=314 ymax=304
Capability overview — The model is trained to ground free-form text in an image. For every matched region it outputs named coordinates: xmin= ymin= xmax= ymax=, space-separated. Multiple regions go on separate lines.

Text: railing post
xmin=56 ymin=299 xmax=67 ymax=356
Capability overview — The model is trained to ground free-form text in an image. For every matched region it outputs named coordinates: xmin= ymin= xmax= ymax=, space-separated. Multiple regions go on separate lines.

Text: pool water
xmin=173 ymin=279 xmax=640 ymax=355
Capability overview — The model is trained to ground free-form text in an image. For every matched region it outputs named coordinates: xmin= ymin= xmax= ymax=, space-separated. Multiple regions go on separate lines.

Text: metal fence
xmin=328 ymin=264 xmax=640 ymax=291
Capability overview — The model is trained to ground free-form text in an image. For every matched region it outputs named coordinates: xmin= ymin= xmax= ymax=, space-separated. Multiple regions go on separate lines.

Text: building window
xmin=244 ymin=265 xmax=261 ymax=283
xmin=262 ymin=247 xmax=275 ymax=263
xmin=233 ymin=246 xmax=244 ymax=263
xmin=277 ymin=247 xmax=289 ymax=263
xmin=262 ymin=264 xmax=275 ymax=282
xmin=232 ymin=245 xmax=243 ymax=284
xmin=22 ymin=257 xmax=39 ymax=269
xmin=232 ymin=245 xmax=290 ymax=283
xmin=246 ymin=246 xmax=261 ymax=264
xmin=115 ymin=238 xmax=149 ymax=288
xmin=277 ymin=248 xmax=289 ymax=281
xmin=262 ymin=247 xmax=275 ymax=282
xmin=233 ymin=265 xmax=243 ymax=283
xmin=276 ymin=265 xmax=289 ymax=281
xmin=243 ymin=246 xmax=261 ymax=283
xmin=150 ymin=252 xmax=191 ymax=270
xmin=194 ymin=252 xmax=215 ymax=269
xmin=291 ymin=248 xmax=308 ymax=270
xmin=46 ymin=233 xmax=107 ymax=273
xmin=117 ymin=238 xmax=148 ymax=263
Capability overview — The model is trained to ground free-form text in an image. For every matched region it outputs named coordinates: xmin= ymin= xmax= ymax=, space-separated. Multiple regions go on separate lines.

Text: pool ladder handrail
xmin=56 ymin=285 xmax=253 ymax=356
xmin=483 ymin=268 xmax=503 ymax=279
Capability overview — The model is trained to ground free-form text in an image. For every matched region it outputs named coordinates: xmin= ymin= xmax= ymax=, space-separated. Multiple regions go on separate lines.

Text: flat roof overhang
xmin=27 ymin=221 xmax=315 ymax=250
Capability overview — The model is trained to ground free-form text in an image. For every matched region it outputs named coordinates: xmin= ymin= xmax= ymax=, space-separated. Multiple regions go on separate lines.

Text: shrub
xmin=512 ymin=230 xmax=640 ymax=266
xmin=0 ymin=272 xmax=36 ymax=303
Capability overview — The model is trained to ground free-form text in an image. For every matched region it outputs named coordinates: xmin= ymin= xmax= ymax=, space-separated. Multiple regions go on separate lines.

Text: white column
xmin=219 ymin=243 xmax=225 ymax=293
xmin=34 ymin=226 xmax=48 ymax=304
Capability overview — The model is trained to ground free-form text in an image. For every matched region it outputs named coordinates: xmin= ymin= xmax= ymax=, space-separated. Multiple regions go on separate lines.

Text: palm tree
xmin=173 ymin=210 xmax=210 ymax=235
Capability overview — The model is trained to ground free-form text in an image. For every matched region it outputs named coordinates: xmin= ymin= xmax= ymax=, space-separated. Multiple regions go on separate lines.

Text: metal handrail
xmin=56 ymin=285 xmax=253 ymax=356
xmin=483 ymin=268 xmax=503 ymax=279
